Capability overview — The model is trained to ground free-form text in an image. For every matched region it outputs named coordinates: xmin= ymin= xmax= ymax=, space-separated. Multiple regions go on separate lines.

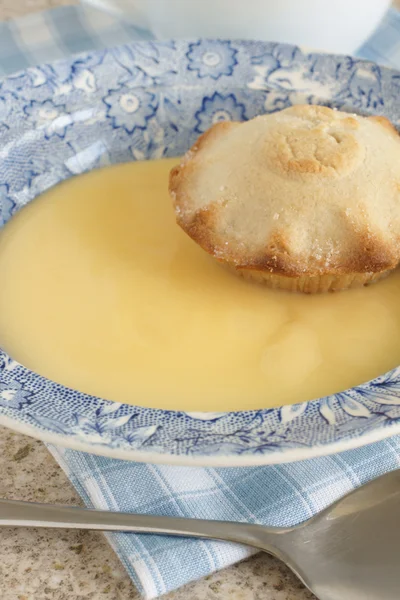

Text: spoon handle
xmin=0 ymin=498 xmax=285 ymax=550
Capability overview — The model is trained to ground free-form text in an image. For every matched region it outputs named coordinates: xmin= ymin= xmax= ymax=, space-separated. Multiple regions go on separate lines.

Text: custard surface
xmin=0 ymin=158 xmax=399 ymax=411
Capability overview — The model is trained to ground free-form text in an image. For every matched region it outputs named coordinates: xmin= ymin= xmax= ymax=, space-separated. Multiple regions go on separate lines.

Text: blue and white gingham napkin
xmin=48 ymin=440 xmax=400 ymax=597
xmin=1 ymin=5 xmax=400 ymax=598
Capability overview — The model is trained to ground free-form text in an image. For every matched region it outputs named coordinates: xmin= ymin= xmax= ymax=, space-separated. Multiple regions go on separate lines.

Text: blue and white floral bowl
xmin=1 ymin=39 xmax=400 ymax=466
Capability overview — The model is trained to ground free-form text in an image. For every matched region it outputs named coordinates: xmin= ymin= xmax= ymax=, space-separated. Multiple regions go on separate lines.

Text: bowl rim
xmin=1 ymin=37 xmax=400 ymax=465
xmin=1 ymin=412 xmax=400 ymax=466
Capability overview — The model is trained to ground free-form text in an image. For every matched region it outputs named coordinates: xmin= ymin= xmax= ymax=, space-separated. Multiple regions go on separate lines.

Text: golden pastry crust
xmin=169 ymin=105 xmax=400 ymax=293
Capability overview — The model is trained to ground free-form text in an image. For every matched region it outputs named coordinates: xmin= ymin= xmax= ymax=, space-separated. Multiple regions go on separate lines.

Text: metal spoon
xmin=1 ymin=469 xmax=399 ymax=599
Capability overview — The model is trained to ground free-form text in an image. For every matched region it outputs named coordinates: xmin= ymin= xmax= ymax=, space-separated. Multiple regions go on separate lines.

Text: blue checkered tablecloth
xmin=0 ymin=5 xmax=152 ymax=76
xmin=1 ymin=5 xmax=400 ymax=598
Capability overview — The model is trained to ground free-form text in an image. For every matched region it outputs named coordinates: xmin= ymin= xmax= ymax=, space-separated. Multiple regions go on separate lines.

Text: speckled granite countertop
xmin=1 ymin=1 xmax=398 ymax=599
xmin=0 ymin=427 xmax=316 ymax=600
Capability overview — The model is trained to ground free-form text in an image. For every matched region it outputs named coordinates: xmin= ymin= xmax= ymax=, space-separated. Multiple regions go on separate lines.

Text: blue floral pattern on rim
xmin=1 ymin=39 xmax=400 ymax=466
xmin=195 ymin=92 xmax=246 ymax=133
xmin=0 ymin=381 xmax=33 ymax=410
xmin=187 ymin=40 xmax=238 ymax=79
xmin=104 ymin=87 xmax=158 ymax=133
xmin=23 ymin=100 xmax=72 ymax=140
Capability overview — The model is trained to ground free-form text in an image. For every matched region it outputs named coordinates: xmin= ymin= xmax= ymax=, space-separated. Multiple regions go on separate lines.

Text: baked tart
xmin=169 ymin=105 xmax=400 ymax=293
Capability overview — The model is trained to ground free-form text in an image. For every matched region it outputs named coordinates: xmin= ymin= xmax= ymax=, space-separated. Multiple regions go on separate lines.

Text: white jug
xmin=82 ymin=0 xmax=392 ymax=55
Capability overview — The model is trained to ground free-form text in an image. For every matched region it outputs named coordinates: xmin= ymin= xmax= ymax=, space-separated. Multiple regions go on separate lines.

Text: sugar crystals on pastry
xmin=170 ymin=105 xmax=400 ymax=293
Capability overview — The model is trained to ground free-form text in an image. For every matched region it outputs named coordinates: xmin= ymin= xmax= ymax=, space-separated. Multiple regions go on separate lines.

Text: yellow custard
xmin=1 ymin=157 xmax=400 ymax=412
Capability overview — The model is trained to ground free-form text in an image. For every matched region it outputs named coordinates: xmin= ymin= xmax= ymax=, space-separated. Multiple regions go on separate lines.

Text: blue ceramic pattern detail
xmin=187 ymin=40 xmax=238 ymax=79
xmin=0 ymin=92 xmax=16 ymax=131
xmin=0 ymin=184 xmax=14 ymax=227
xmin=0 ymin=381 xmax=33 ymax=410
xmin=195 ymin=92 xmax=247 ymax=132
xmin=1 ymin=39 xmax=400 ymax=464
xmin=104 ymin=87 xmax=158 ymax=133
xmin=23 ymin=100 xmax=71 ymax=140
